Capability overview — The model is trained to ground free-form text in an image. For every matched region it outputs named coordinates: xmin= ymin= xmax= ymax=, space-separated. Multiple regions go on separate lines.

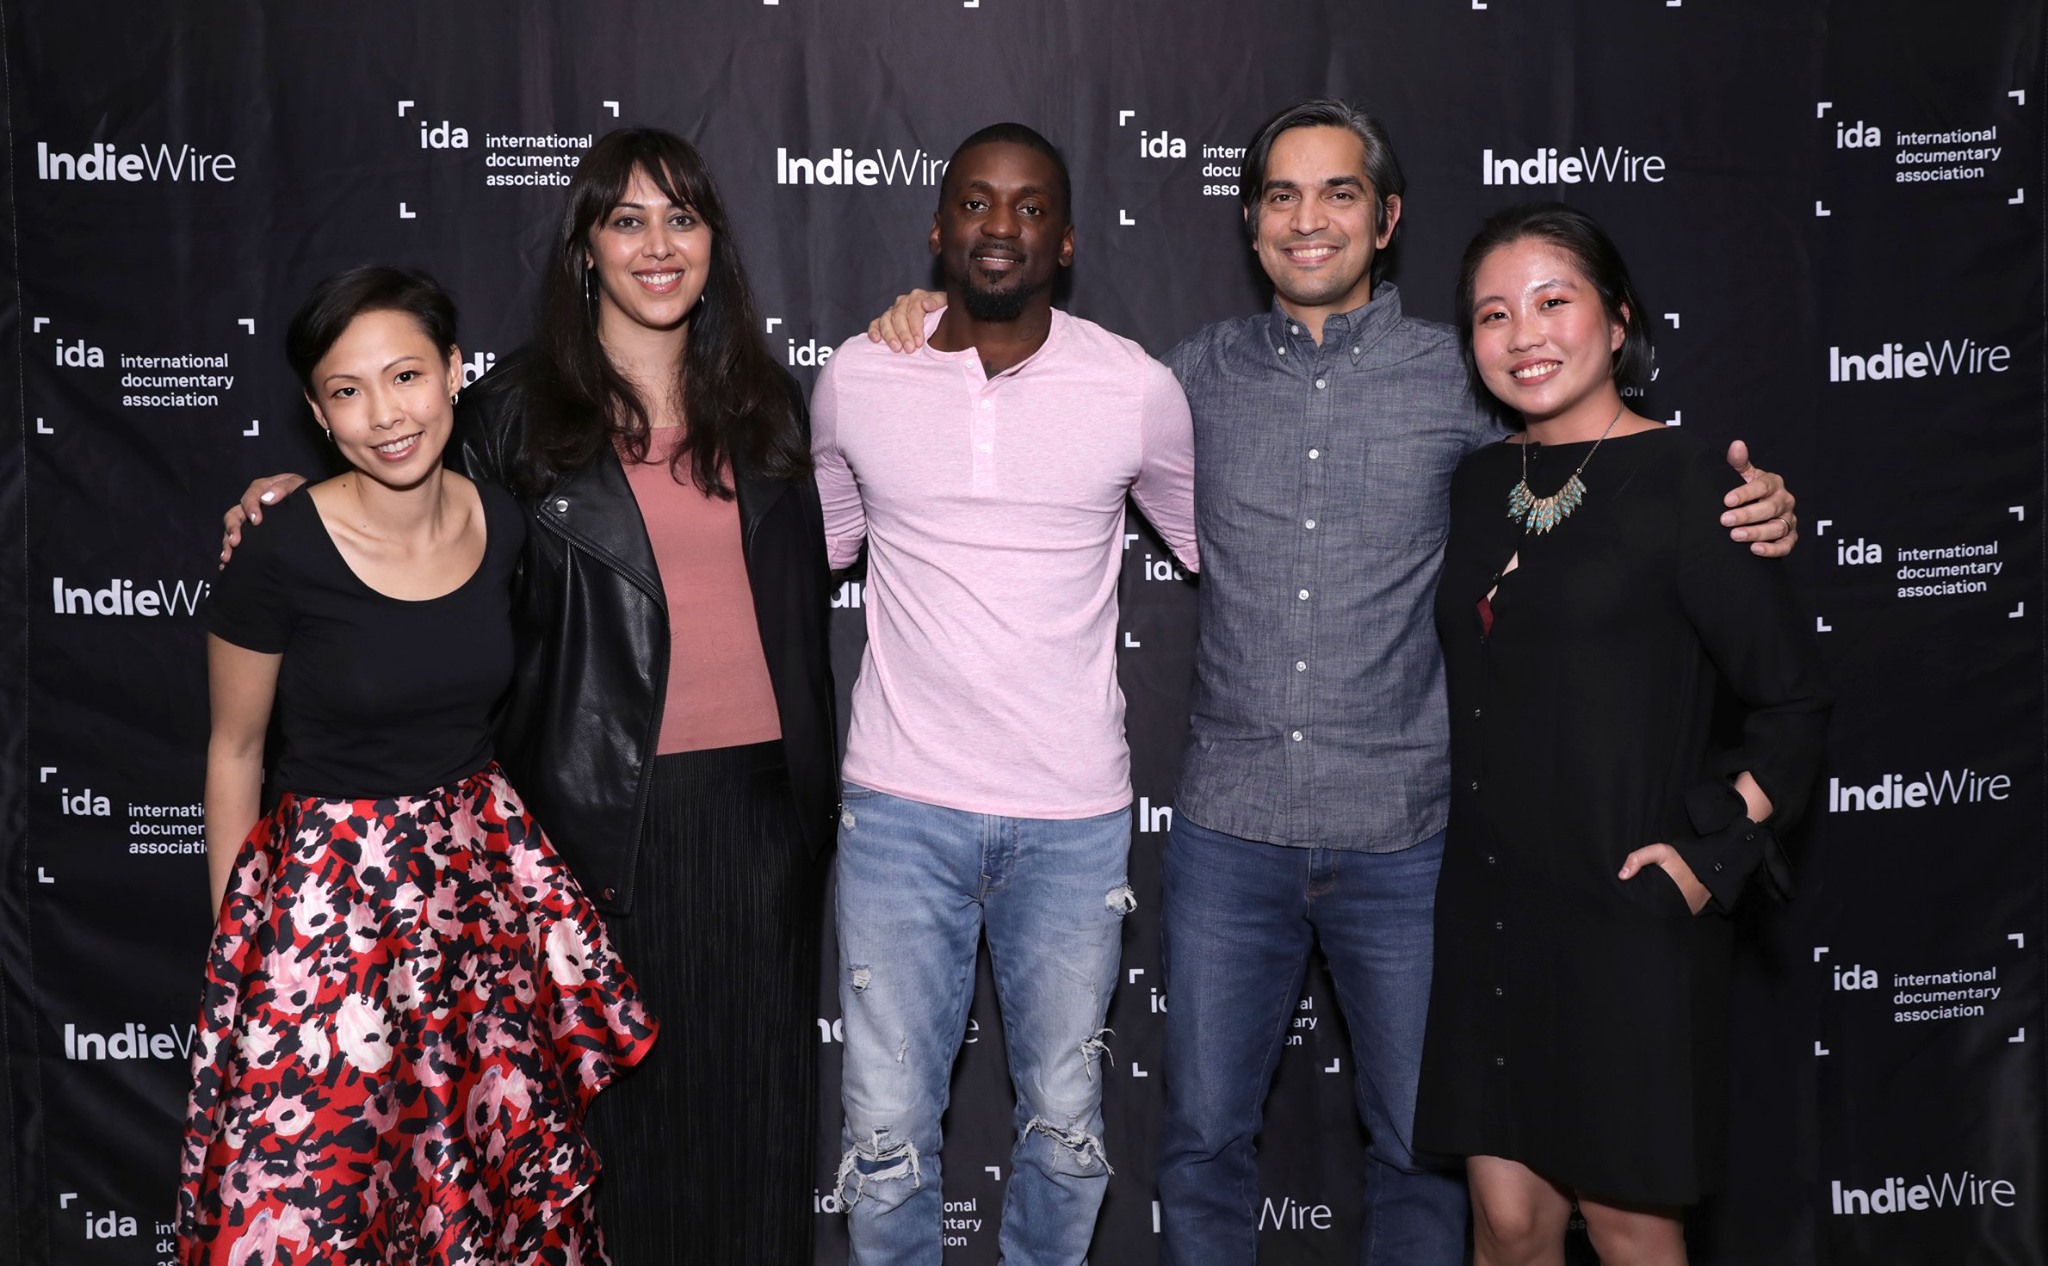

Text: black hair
xmin=284 ymin=265 xmax=457 ymax=391
xmin=1240 ymin=98 xmax=1406 ymax=284
xmin=1453 ymin=201 xmax=1654 ymax=413
xmin=940 ymin=122 xmax=1072 ymax=218
xmin=520 ymin=126 xmax=808 ymax=498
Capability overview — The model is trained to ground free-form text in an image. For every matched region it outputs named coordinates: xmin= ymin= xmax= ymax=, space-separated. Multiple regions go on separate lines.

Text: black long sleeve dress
xmin=1413 ymin=427 xmax=1829 ymax=1206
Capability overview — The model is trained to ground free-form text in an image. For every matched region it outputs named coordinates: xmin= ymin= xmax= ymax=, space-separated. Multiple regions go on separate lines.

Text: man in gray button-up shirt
xmin=1153 ymin=100 xmax=1798 ymax=1266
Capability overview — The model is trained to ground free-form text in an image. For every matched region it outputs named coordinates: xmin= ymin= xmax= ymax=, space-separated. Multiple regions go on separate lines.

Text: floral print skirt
xmin=177 ymin=764 xmax=656 ymax=1265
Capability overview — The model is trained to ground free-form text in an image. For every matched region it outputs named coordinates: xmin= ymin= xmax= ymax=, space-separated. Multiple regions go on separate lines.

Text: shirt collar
xmin=1265 ymin=281 xmax=1405 ymax=360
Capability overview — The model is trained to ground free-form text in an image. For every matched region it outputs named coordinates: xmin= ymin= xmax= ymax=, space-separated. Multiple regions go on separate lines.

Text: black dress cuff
xmin=1673 ymin=781 xmax=1794 ymax=911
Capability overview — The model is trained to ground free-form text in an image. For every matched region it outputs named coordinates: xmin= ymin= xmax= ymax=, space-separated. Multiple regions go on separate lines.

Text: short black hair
xmin=284 ymin=265 xmax=457 ymax=390
xmin=1240 ymin=99 xmax=1406 ymax=284
xmin=1453 ymin=201 xmax=1654 ymax=410
xmin=940 ymin=122 xmax=1072 ymax=218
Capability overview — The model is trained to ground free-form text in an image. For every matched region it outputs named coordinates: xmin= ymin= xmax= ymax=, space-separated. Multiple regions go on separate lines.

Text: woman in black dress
xmin=223 ymin=130 xmax=837 ymax=1264
xmin=1413 ymin=204 xmax=1828 ymax=1265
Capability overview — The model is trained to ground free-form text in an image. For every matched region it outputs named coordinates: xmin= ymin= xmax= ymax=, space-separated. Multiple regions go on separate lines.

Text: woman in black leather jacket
xmin=223 ymin=128 xmax=836 ymax=1265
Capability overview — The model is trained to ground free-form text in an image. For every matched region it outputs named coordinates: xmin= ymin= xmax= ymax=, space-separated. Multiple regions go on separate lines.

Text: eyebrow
xmin=1261 ymin=174 xmax=1367 ymax=194
xmin=322 ymin=354 xmax=424 ymax=385
xmin=1472 ymin=276 xmax=1580 ymax=308
xmin=959 ymin=179 xmax=1050 ymax=197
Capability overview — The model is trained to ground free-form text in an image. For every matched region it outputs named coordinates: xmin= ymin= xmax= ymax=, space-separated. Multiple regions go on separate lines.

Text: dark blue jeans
xmin=1157 ymin=815 xmax=1466 ymax=1266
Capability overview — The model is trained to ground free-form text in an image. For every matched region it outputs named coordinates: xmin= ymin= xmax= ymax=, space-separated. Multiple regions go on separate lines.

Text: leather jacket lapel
xmin=535 ymin=445 xmax=665 ymax=605
xmin=735 ymin=466 xmax=790 ymax=554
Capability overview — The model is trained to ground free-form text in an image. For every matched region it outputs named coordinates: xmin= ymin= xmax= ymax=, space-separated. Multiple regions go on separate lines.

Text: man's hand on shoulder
xmin=865 ymin=290 xmax=945 ymax=353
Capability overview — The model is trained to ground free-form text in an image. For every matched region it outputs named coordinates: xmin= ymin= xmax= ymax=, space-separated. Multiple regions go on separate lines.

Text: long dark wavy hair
xmin=517 ymin=127 xmax=808 ymax=497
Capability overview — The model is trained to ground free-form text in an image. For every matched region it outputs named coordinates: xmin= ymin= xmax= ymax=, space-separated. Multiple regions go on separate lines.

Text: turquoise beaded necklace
xmin=1506 ymin=403 xmax=1624 ymax=534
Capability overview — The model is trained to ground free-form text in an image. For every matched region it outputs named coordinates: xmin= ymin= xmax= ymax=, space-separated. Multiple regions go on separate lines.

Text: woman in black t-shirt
xmin=178 ymin=267 xmax=653 ymax=1266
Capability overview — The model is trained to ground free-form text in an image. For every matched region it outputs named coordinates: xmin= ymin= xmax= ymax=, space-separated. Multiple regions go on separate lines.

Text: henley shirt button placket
xmin=970 ymin=388 xmax=998 ymax=489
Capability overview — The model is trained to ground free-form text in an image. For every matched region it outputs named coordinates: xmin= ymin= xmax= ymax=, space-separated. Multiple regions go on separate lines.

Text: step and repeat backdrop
xmin=0 ymin=1 xmax=2041 ymax=1263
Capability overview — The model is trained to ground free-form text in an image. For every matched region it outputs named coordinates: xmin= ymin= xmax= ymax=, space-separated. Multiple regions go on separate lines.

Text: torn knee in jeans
xmin=1079 ymin=1027 xmax=1115 ymax=1078
xmin=850 ymin=965 xmax=871 ymax=992
xmin=1105 ymin=883 xmax=1136 ymax=914
xmin=835 ymin=1127 xmax=922 ymax=1206
xmin=1021 ymin=1114 xmax=1114 ymax=1176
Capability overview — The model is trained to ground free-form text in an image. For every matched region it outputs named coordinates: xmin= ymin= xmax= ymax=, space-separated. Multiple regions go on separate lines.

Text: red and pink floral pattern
xmin=178 ymin=765 xmax=655 ymax=1265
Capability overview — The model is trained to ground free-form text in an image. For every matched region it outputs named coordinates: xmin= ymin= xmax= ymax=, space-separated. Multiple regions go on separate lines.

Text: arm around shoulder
xmin=807 ymin=354 xmax=868 ymax=573
xmin=1131 ymin=357 xmax=1199 ymax=573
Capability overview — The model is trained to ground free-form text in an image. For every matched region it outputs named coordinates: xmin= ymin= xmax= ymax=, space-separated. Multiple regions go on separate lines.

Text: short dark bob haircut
xmin=284 ymin=265 xmax=458 ymax=392
xmin=1239 ymin=98 xmax=1406 ymax=285
xmin=1454 ymin=201 xmax=1654 ymax=416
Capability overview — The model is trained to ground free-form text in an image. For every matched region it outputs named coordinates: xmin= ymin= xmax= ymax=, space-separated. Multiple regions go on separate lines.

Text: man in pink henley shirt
xmin=812 ymin=124 xmax=1196 ymax=1266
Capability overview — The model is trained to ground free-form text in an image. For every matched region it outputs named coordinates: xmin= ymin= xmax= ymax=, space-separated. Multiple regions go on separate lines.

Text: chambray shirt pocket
xmin=1356 ymin=422 xmax=1467 ymax=549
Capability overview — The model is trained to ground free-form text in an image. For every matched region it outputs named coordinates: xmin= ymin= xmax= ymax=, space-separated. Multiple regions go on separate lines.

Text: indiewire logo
xmin=1831 ymin=1173 xmax=2016 ymax=1214
xmin=37 ymin=141 xmax=236 ymax=182
xmin=1480 ymin=145 xmax=1665 ymax=186
xmin=1828 ymin=339 xmax=2010 ymax=382
xmin=776 ymin=147 xmax=948 ymax=187
xmin=51 ymin=577 xmax=209 ymax=617
xmin=1828 ymin=769 xmax=2010 ymax=812
xmin=64 ymin=1021 xmax=196 ymax=1060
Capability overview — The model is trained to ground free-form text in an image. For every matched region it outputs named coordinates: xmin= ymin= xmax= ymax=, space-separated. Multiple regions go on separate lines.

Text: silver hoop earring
xmin=324 ymin=428 xmax=335 ymax=444
xmin=451 ymin=389 xmax=461 ymax=406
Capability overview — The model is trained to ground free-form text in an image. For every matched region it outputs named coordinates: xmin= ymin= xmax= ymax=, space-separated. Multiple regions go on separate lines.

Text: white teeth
xmin=374 ymin=435 xmax=418 ymax=454
xmin=1512 ymin=363 xmax=1559 ymax=379
xmin=639 ymin=271 xmax=680 ymax=284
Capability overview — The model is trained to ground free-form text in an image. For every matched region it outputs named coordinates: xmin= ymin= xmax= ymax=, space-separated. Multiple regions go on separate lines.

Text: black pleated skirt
xmin=583 ymin=741 xmax=824 ymax=1265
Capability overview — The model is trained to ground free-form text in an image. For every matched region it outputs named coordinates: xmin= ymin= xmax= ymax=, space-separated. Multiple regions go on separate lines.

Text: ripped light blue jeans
xmin=833 ymin=782 xmax=1134 ymax=1265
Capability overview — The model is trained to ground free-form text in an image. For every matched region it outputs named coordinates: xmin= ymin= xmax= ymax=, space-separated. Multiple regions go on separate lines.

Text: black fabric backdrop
xmin=1 ymin=2 xmax=2042 ymax=1262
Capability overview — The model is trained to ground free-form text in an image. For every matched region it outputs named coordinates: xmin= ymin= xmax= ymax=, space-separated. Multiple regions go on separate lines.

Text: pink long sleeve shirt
xmin=811 ymin=307 xmax=1199 ymax=818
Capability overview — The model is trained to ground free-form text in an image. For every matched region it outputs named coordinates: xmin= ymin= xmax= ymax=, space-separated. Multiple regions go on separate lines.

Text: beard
xmin=960 ymin=274 xmax=1041 ymax=322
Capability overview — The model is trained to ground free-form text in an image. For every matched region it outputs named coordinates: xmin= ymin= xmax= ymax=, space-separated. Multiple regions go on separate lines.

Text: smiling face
xmin=586 ymin=165 xmax=712 ymax=340
xmin=1468 ymin=236 xmax=1628 ymax=425
xmin=305 ymin=308 xmax=462 ymax=489
xmin=1249 ymin=125 xmax=1399 ymax=327
xmin=930 ymin=141 xmax=1074 ymax=322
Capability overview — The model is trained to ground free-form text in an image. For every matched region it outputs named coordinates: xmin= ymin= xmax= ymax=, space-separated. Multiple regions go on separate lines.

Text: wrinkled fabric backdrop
xmin=0 ymin=2 xmax=2041 ymax=1262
